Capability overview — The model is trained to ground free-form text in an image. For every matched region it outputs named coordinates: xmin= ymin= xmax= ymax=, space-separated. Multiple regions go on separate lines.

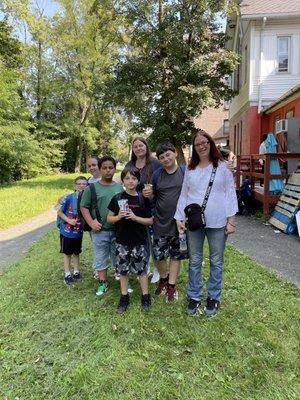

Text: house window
xmin=223 ymin=119 xmax=229 ymax=135
xmin=223 ymin=101 xmax=230 ymax=111
xmin=277 ymin=36 xmax=291 ymax=73
xmin=285 ymin=109 xmax=294 ymax=119
xmin=274 ymin=114 xmax=281 ymax=132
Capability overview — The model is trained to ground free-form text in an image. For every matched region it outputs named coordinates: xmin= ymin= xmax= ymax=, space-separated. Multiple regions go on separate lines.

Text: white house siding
xmin=250 ymin=20 xmax=300 ymax=103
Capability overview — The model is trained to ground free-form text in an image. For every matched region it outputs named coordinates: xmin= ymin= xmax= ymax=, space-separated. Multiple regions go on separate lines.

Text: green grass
xmin=0 ymin=231 xmax=299 ymax=399
xmin=0 ymin=170 xmax=122 ymax=229
xmin=0 ymin=174 xmax=79 ymax=229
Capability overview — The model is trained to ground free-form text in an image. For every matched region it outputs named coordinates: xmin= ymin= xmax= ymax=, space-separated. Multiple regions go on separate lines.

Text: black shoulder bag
xmin=184 ymin=166 xmax=217 ymax=231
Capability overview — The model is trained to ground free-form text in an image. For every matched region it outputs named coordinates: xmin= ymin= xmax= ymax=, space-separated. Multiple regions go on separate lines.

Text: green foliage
xmin=114 ymin=0 xmax=239 ymax=148
xmin=0 ymin=18 xmax=22 ymax=68
xmin=0 ymin=232 xmax=299 ymax=398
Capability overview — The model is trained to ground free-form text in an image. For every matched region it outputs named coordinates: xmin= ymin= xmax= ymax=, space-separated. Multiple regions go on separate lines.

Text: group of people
xmin=57 ymin=130 xmax=238 ymax=316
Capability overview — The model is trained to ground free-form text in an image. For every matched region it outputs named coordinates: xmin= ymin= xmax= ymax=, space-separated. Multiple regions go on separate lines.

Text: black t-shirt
xmin=108 ymin=191 xmax=152 ymax=246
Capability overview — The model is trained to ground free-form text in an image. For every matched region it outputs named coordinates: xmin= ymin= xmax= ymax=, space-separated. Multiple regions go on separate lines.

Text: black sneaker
xmin=73 ymin=271 xmax=81 ymax=281
xmin=204 ymin=297 xmax=220 ymax=317
xmin=64 ymin=274 xmax=73 ymax=285
xmin=117 ymin=294 xmax=129 ymax=314
xmin=141 ymin=294 xmax=151 ymax=312
xmin=187 ymin=298 xmax=200 ymax=316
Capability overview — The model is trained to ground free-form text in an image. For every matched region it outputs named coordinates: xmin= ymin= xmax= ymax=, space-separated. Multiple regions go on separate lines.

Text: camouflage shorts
xmin=115 ymin=243 xmax=149 ymax=275
xmin=153 ymin=235 xmax=188 ymax=261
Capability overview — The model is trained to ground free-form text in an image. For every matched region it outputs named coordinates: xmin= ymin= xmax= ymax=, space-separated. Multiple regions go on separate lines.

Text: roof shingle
xmin=240 ymin=0 xmax=300 ymax=17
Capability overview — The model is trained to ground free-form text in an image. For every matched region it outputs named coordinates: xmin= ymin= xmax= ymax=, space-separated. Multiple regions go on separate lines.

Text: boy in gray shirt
xmin=143 ymin=142 xmax=188 ymax=302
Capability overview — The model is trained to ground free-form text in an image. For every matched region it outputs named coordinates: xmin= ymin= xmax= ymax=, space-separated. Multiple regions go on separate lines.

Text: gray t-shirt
xmin=153 ymin=167 xmax=184 ymax=237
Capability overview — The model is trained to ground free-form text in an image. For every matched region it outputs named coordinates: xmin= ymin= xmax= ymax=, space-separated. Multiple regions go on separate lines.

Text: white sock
xmin=65 ymin=272 xmax=71 ymax=277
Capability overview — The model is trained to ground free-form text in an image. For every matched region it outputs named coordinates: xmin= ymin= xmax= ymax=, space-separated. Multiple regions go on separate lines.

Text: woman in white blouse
xmin=175 ymin=130 xmax=238 ymax=316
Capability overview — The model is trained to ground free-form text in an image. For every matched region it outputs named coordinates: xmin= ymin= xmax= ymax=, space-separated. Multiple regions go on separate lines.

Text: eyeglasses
xmin=194 ymin=141 xmax=210 ymax=148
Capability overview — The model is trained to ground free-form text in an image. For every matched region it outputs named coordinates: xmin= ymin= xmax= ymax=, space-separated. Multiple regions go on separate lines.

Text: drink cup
xmin=118 ymin=199 xmax=129 ymax=212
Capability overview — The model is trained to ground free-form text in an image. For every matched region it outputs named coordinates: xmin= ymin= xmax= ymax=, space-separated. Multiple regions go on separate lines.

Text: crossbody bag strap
xmin=201 ymin=166 xmax=217 ymax=211
xmin=90 ymin=183 xmax=102 ymax=223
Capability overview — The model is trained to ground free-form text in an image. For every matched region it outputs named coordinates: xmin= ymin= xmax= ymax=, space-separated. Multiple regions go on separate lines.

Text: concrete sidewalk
xmin=228 ymin=215 xmax=300 ymax=288
xmin=0 ymin=208 xmax=56 ymax=271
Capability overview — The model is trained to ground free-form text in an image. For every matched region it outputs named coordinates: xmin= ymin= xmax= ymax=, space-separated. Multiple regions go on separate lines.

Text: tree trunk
xmin=176 ymin=145 xmax=186 ymax=165
xmin=74 ymin=137 xmax=83 ymax=172
xmin=36 ymin=40 xmax=42 ymax=121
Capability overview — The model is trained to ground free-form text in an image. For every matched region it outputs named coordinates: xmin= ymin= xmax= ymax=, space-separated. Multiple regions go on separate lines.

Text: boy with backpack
xmin=80 ymin=156 xmax=123 ymax=296
xmin=143 ymin=142 xmax=188 ymax=302
xmin=107 ymin=166 xmax=153 ymax=313
xmin=57 ymin=176 xmax=88 ymax=284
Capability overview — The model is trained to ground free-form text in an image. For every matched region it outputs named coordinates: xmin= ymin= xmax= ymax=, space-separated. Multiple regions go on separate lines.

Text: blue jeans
xmin=91 ymin=230 xmax=116 ymax=271
xmin=187 ymin=227 xmax=227 ymax=302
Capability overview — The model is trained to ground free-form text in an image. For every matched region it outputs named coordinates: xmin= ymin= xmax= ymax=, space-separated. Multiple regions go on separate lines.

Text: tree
xmin=114 ymin=0 xmax=238 ymax=159
xmin=50 ymin=0 xmax=122 ymax=171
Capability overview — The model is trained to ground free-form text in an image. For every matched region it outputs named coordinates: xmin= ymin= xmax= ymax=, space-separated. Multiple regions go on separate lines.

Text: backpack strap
xmin=89 ymin=183 xmax=102 ymax=223
xmin=71 ymin=192 xmax=78 ymax=217
xmin=179 ymin=164 xmax=186 ymax=176
xmin=151 ymin=167 xmax=164 ymax=194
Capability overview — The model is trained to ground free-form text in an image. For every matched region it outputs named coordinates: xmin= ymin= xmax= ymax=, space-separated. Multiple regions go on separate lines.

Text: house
xmin=194 ymin=104 xmax=229 ymax=147
xmin=226 ymin=0 xmax=300 ymax=156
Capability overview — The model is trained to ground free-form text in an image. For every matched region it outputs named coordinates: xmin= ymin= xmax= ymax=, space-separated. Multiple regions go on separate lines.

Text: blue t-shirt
xmin=59 ymin=192 xmax=83 ymax=239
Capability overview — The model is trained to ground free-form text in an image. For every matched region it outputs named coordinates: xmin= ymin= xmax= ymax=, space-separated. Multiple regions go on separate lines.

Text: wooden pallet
xmin=269 ymin=170 xmax=300 ymax=234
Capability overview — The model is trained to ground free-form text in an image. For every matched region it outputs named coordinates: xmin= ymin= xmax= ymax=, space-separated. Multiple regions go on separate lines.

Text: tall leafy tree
xmin=51 ymin=0 xmax=122 ymax=171
xmin=114 ymin=0 xmax=238 ymax=158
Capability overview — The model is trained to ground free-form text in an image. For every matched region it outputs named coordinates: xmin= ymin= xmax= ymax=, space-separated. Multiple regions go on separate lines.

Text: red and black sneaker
xmin=155 ymin=278 xmax=168 ymax=295
xmin=166 ymin=285 xmax=178 ymax=303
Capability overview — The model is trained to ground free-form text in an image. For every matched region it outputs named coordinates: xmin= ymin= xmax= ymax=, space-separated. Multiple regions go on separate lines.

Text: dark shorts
xmin=153 ymin=235 xmax=188 ymax=261
xmin=115 ymin=243 xmax=149 ymax=275
xmin=60 ymin=234 xmax=83 ymax=255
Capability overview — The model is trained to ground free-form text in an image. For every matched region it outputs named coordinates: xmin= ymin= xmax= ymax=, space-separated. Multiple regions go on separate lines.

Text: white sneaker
xmin=128 ymin=284 xmax=133 ymax=294
xmin=151 ymin=267 xmax=160 ymax=283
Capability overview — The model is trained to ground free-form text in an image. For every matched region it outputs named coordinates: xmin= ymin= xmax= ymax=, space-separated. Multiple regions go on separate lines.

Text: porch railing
xmin=236 ymin=153 xmax=300 ymax=217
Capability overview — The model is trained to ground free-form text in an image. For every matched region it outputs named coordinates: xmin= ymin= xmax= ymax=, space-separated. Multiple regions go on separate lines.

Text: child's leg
xmin=168 ymin=260 xmax=180 ymax=285
xmin=120 ymin=274 xmax=129 ymax=295
xmin=63 ymin=254 xmax=72 ymax=274
xmin=156 ymin=259 xmax=168 ymax=279
xmin=139 ymin=274 xmax=149 ymax=295
xmin=73 ymin=254 xmax=80 ymax=272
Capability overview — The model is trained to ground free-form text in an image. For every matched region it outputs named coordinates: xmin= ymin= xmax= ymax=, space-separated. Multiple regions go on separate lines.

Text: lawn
xmin=0 ymin=174 xmax=79 ymax=229
xmin=0 ymin=231 xmax=299 ymax=399
xmin=0 ymin=170 xmax=123 ymax=229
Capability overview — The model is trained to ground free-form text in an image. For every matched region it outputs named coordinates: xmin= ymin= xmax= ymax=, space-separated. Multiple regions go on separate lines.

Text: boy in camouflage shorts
xmin=143 ymin=142 xmax=188 ymax=303
xmin=107 ymin=166 xmax=153 ymax=314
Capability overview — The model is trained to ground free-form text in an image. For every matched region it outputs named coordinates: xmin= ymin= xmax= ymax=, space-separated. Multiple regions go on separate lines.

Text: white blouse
xmin=174 ymin=161 xmax=238 ymax=228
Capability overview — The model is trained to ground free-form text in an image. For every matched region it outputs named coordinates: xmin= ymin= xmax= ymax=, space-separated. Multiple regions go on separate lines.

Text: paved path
xmin=0 ymin=208 xmax=56 ymax=271
xmin=0 ymin=210 xmax=299 ymax=288
xmin=228 ymin=215 xmax=300 ymax=288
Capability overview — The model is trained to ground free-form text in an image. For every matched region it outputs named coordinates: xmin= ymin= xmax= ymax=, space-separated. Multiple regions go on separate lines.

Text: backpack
xmin=77 ymin=183 xmax=101 ymax=231
xmin=56 ymin=193 xmax=78 ymax=230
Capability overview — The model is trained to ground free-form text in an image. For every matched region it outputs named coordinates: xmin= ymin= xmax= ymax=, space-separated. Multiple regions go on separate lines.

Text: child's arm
xmin=125 ymin=210 xmax=153 ymax=226
xmin=80 ymin=206 xmax=102 ymax=231
xmin=107 ymin=209 xmax=127 ymax=224
xmin=57 ymin=209 xmax=76 ymax=226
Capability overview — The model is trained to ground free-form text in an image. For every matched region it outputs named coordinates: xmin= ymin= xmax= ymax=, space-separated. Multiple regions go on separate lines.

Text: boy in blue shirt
xmin=58 ymin=176 xmax=88 ymax=284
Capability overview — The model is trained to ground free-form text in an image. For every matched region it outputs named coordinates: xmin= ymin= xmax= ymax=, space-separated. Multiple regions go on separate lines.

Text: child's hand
xmin=118 ymin=210 xmax=127 ymax=220
xmin=142 ymin=186 xmax=153 ymax=198
xmin=91 ymin=219 xmax=102 ymax=231
xmin=68 ymin=218 xmax=76 ymax=226
xmin=125 ymin=210 xmax=136 ymax=221
xmin=176 ymin=220 xmax=186 ymax=234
